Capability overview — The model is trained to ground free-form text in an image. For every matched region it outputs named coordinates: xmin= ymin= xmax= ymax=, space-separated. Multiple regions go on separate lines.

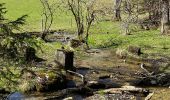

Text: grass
xmin=89 ymin=23 xmax=170 ymax=55
xmin=1 ymin=0 xmax=170 ymax=65
xmin=2 ymin=0 xmax=170 ymax=57
xmin=1 ymin=0 xmax=76 ymax=32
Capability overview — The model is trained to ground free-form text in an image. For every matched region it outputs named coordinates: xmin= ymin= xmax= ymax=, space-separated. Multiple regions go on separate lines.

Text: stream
xmin=3 ymin=67 xmax=166 ymax=100
xmin=1 ymin=48 xmax=170 ymax=100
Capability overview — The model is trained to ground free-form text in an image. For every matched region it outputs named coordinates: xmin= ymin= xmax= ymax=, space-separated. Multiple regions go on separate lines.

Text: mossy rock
xmin=35 ymin=71 xmax=66 ymax=92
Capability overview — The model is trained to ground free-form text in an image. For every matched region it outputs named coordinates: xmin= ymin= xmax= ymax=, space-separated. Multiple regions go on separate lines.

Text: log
xmin=145 ymin=92 xmax=154 ymax=100
xmin=67 ymin=70 xmax=85 ymax=84
xmin=95 ymin=86 xmax=149 ymax=94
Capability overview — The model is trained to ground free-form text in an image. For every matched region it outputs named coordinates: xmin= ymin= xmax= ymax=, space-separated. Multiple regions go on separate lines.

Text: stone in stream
xmin=7 ymin=92 xmax=25 ymax=100
xmin=56 ymin=49 xmax=74 ymax=71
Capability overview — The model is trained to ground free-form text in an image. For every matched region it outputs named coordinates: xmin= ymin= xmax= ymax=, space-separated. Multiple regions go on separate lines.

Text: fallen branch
xmin=145 ymin=92 xmax=154 ymax=100
xmin=95 ymin=86 xmax=149 ymax=94
xmin=67 ymin=70 xmax=85 ymax=84
xmin=140 ymin=63 xmax=154 ymax=76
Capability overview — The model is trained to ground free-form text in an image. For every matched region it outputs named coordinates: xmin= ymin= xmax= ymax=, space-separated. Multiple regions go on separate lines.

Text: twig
xmin=140 ymin=63 xmax=154 ymax=75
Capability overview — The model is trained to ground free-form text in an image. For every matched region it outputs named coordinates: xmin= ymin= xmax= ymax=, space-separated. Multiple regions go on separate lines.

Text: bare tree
xmin=121 ymin=0 xmax=132 ymax=35
xmin=114 ymin=0 xmax=122 ymax=21
xmin=85 ymin=0 xmax=96 ymax=48
xmin=61 ymin=0 xmax=98 ymax=49
xmin=67 ymin=0 xmax=84 ymax=41
xmin=161 ymin=0 xmax=170 ymax=34
xmin=40 ymin=0 xmax=55 ymax=41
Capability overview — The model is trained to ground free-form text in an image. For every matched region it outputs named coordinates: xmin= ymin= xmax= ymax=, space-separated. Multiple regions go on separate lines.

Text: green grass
xmin=89 ymin=23 xmax=170 ymax=55
xmin=2 ymin=0 xmax=170 ymax=56
xmin=1 ymin=0 xmax=76 ymax=32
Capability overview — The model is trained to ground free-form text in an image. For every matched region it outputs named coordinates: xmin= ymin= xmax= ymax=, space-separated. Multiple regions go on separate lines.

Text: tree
xmin=114 ymin=0 xmax=122 ymax=21
xmin=121 ymin=0 xmax=133 ymax=35
xmin=85 ymin=0 xmax=96 ymax=48
xmin=0 ymin=3 xmax=42 ymax=62
xmin=161 ymin=0 xmax=170 ymax=34
xmin=62 ymin=0 xmax=98 ymax=49
xmin=67 ymin=0 xmax=85 ymax=41
xmin=40 ymin=0 xmax=55 ymax=41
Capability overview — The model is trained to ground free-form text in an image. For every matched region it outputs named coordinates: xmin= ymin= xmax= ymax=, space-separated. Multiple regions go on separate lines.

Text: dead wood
xmin=145 ymin=92 xmax=154 ymax=100
xmin=67 ymin=70 xmax=85 ymax=84
xmin=95 ymin=86 xmax=149 ymax=94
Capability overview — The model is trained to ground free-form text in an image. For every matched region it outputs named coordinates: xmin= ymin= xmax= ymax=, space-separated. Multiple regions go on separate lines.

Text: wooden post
xmin=56 ymin=49 xmax=74 ymax=71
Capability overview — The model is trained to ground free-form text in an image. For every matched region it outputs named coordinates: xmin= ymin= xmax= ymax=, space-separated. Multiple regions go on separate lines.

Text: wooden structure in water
xmin=56 ymin=49 xmax=74 ymax=71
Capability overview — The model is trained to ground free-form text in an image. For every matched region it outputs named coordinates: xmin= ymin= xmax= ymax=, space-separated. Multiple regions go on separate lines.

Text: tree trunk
xmin=77 ymin=23 xmax=84 ymax=41
xmin=161 ymin=0 xmax=170 ymax=34
xmin=41 ymin=32 xmax=47 ymax=41
xmin=85 ymin=29 xmax=89 ymax=49
xmin=114 ymin=0 xmax=122 ymax=21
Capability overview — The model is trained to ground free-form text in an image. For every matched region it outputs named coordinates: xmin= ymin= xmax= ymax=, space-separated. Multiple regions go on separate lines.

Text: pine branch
xmin=9 ymin=15 xmax=28 ymax=28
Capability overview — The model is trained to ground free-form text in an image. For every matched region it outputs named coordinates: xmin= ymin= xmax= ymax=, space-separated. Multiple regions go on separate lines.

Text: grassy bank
xmin=2 ymin=0 xmax=170 ymax=55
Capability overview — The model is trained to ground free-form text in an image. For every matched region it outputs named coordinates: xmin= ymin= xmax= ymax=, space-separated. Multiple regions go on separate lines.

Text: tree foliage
xmin=0 ymin=3 xmax=42 ymax=62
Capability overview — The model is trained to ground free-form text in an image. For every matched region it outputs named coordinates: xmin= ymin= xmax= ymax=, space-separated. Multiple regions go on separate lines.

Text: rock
xmin=63 ymin=97 xmax=73 ymax=100
xmin=7 ymin=92 xmax=25 ymax=100
xmin=128 ymin=46 xmax=141 ymax=55
xmin=116 ymin=48 xmax=127 ymax=59
xmin=86 ymin=49 xmax=101 ymax=54
xmin=151 ymin=80 xmax=157 ymax=85
xmin=86 ymin=93 xmax=134 ymax=100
